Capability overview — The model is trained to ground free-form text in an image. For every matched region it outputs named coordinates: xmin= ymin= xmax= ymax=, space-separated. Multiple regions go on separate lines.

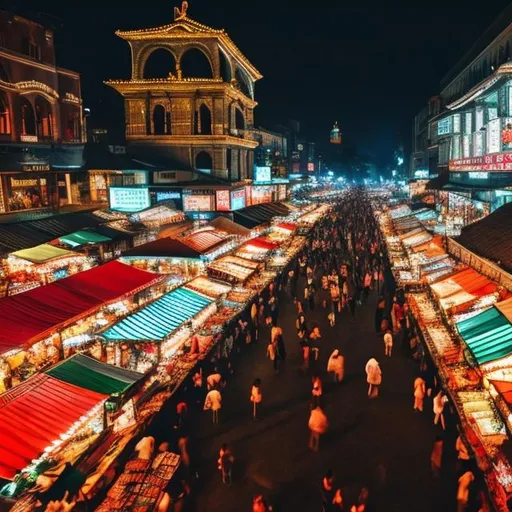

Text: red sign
xmin=216 ymin=190 xmax=230 ymax=211
xmin=449 ymin=152 xmax=512 ymax=172
xmin=308 ymin=162 xmax=315 ymax=172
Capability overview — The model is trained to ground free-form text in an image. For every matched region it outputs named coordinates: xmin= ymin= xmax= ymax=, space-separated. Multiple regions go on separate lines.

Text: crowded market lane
xmin=184 ymin=275 xmax=452 ymax=511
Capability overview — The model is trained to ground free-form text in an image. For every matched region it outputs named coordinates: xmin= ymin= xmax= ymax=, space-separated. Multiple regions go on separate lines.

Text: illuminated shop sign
xmin=468 ymin=172 xmax=489 ymax=180
xmin=413 ymin=170 xmax=429 ymax=178
xmin=21 ymin=163 xmax=50 ymax=172
xmin=11 ymin=178 xmax=45 ymax=187
xmin=20 ymin=135 xmax=38 ymax=143
xmin=230 ymin=189 xmax=246 ymax=210
xmin=251 ymin=185 xmax=274 ymax=205
xmin=449 ymin=152 xmax=512 ymax=172
xmin=254 ymin=166 xmax=272 ymax=183
xmin=308 ymin=162 xmax=315 ymax=172
xmin=183 ymin=194 xmax=213 ymax=211
xmin=216 ymin=190 xmax=230 ymax=211
xmin=109 ymin=187 xmax=151 ymax=212
xmin=278 ymin=184 xmax=287 ymax=200
xmin=156 ymin=191 xmax=181 ymax=202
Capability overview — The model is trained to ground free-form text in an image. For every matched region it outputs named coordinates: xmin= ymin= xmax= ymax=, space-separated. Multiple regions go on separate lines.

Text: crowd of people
xmin=96 ymin=188 xmax=489 ymax=511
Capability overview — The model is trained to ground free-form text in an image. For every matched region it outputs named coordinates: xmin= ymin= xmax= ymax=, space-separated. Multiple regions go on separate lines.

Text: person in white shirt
xmin=204 ymin=388 xmax=222 ymax=424
xmin=327 ymin=349 xmax=345 ymax=383
xmin=383 ymin=330 xmax=393 ymax=357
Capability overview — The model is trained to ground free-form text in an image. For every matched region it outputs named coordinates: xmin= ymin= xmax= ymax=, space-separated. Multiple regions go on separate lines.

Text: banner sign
xmin=449 ymin=152 xmax=512 ymax=172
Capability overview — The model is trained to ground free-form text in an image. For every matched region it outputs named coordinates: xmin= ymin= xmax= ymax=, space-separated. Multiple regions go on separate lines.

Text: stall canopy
xmin=457 ymin=202 xmax=512 ymax=274
xmin=233 ymin=203 xmax=291 ymax=228
xmin=276 ymin=222 xmax=296 ymax=232
xmin=0 ymin=261 xmax=160 ymax=353
xmin=122 ymin=237 xmax=202 ymax=259
xmin=59 ymin=230 xmax=112 ymax=248
xmin=45 ymin=354 xmax=144 ymax=395
xmin=245 ymin=237 xmax=278 ymax=251
xmin=181 ymin=229 xmax=229 ymax=254
xmin=101 ymin=287 xmax=213 ymax=342
xmin=431 ymin=268 xmax=497 ymax=302
xmin=489 ymin=380 xmax=512 ymax=406
xmin=0 ymin=374 xmax=107 ymax=480
xmin=0 ymin=211 xmax=109 ymax=256
xmin=457 ymin=305 xmax=512 ymax=365
xmin=10 ymin=244 xmax=77 ymax=264
xmin=208 ymin=216 xmax=250 ymax=236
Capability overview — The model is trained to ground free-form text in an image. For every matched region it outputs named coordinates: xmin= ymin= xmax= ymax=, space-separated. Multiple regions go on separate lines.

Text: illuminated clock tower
xmin=106 ymin=1 xmax=262 ymax=181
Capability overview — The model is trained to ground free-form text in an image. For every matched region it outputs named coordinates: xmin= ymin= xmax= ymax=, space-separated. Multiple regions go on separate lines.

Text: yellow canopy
xmin=11 ymin=244 xmax=77 ymax=264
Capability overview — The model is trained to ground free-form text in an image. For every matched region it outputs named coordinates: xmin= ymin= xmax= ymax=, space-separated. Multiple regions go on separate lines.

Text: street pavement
xmin=183 ymin=281 xmax=456 ymax=512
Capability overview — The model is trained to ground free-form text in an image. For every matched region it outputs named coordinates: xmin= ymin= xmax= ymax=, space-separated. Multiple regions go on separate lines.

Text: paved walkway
xmin=184 ymin=282 xmax=452 ymax=511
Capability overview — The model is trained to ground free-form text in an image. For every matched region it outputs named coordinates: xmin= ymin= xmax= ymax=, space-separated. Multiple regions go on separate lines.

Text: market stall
xmin=100 ymin=287 xmax=216 ymax=372
xmin=208 ymin=256 xmax=259 ymax=284
xmin=5 ymin=243 xmax=93 ymax=294
xmin=235 ymin=237 xmax=279 ymax=262
xmin=184 ymin=276 xmax=232 ymax=299
xmin=130 ymin=204 xmax=186 ymax=229
xmin=0 ymin=261 xmax=162 ymax=390
xmin=181 ymin=227 xmax=234 ymax=260
xmin=121 ymin=237 xmax=205 ymax=278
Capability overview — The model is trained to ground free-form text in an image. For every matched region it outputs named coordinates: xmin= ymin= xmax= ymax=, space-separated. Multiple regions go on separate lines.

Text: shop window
xmin=20 ymin=99 xmax=36 ymax=136
xmin=7 ymin=177 xmax=48 ymax=211
xmin=0 ymin=95 xmax=10 ymax=135
xmin=195 ymin=151 xmax=213 ymax=174
xmin=235 ymin=108 xmax=245 ymax=131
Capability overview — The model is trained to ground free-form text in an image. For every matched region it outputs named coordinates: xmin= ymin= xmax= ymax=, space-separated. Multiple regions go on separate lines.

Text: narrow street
xmin=184 ymin=277 xmax=449 ymax=511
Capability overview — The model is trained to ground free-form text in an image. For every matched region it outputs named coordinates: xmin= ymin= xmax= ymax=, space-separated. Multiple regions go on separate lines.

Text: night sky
xmin=11 ymin=1 xmax=512 ymax=166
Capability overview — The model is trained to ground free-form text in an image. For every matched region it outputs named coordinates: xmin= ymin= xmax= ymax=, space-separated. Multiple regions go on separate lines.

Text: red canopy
xmin=277 ymin=223 xmax=296 ymax=232
xmin=0 ymin=261 xmax=160 ymax=353
xmin=490 ymin=379 xmax=512 ymax=406
xmin=0 ymin=374 xmax=107 ymax=480
xmin=246 ymin=237 xmax=278 ymax=251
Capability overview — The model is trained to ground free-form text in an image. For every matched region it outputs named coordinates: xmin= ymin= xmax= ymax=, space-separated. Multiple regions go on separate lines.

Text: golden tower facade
xmin=106 ymin=2 xmax=262 ymax=182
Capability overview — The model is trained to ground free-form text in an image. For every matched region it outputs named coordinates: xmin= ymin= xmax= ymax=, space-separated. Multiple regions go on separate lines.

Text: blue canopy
xmin=102 ymin=288 xmax=213 ymax=342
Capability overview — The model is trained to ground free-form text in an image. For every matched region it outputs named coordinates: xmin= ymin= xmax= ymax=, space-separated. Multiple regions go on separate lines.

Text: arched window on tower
xmin=35 ymin=96 xmax=53 ymax=140
xmin=0 ymin=94 xmax=11 ymax=135
xmin=20 ymin=98 xmax=36 ymax=136
xmin=219 ymin=49 xmax=231 ymax=82
xmin=195 ymin=151 xmax=213 ymax=174
xmin=180 ymin=48 xmax=213 ymax=78
xmin=153 ymin=105 xmax=166 ymax=135
xmin=144 ymin=48 xmax=177 ymax=79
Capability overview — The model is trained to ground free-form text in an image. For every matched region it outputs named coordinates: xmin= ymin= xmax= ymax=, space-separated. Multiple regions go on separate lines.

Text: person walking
xmin=457 ymin=470 xmax=474 ymax=512
xmin=430 ymin=435 xmax=444 ymax=478
xmin=250 ymin=378 xmax=262 ymax=419
xmin=321 ymin=470 xmax=335 ymax=512
xmin=312 ymin=374 xmax=323 ymax=408
xmin=433 ymin=390 xmax=447 ymax=430
xmin=308 ymin=406 xmax=328 ymax=452
xmin=383 ymin=330 xmax=393 ymax=357
xmin=327 ymin=349 xmax=344 ymax=383
xmin=413 ymin=376 xmax=426 ymax=412
xmin=218 ymin=444 xmax=234 ymax=485
xmin=365 ymin=358 xmax=382 ymax=398
xmin=204 ymin=388 xmax=222 ymax=424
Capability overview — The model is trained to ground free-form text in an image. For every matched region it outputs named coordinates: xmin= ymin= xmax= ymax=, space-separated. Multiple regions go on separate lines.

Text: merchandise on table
xmin=184 ymin=276 xmax=232 ymax=298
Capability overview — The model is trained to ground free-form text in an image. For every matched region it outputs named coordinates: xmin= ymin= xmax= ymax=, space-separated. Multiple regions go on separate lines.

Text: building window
xmin=22 ymin=38 xmax=41 ymax=61
xmin=0 ymin=95 xmax=10 ymax=135
xmin=45 ymin=31 xmax=53 ymax=44
xmin=66 ymin=113 xmax=80 ymax=141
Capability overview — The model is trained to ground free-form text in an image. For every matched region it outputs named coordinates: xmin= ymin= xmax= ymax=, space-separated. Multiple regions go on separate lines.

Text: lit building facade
xmin=106 ymin=2 xmax=262 ymax=183
xmin=0 ymin=11 xmax=86 ymax=214
xmin=251 ymin=127 xmax=289 ymax=177
xmin=414 ymin=5 xmax=512 ymax=223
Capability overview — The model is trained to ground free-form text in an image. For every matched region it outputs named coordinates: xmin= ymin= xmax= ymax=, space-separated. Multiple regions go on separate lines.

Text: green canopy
xmin=59 ymin=230 xmax=112 ymax=248
xmin=45 ymin=353 xmax=144 ymax=395
xmin=11 ymin=243 xmax=76 ymax=264
xmin=457 ymin=306 xmax=512 ymax=365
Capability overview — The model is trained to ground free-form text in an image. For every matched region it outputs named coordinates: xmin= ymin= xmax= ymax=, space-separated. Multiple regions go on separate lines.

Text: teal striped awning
xmin=457 ymin=306 xmax=512 ymax=365
xmin=102 ymin=287 xmax=213 ymax=342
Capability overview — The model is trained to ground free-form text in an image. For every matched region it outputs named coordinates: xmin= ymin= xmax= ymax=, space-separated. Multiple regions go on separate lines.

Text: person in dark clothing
xmin=375 ymin=296 xmax=386 ymax=333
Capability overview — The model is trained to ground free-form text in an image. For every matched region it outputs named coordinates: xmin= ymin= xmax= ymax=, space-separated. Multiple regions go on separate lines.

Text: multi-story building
xmin=106 ymin=2 xmax=261 ymax=183
xmin=0 ymin=10 xmax=86 ymax=215
xmin=420 ymin=4 xmax=512 ymax=222
xmin=251 ymin=126 xmax=289 ymax=177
